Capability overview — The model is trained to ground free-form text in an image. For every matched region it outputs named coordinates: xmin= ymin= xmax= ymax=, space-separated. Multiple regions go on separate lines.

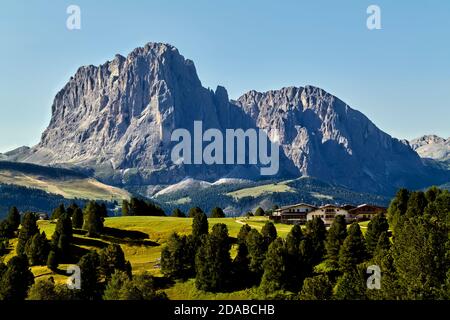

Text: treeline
xmin=0 ymin=184 xmax=86 ymax=218
xmin=0 ymin=201 xmax=167 ymax=300
xmin=161 ymin=187 xmax=450 ymax=299
xmin=121 ymin=198 xmax=165 ymax=216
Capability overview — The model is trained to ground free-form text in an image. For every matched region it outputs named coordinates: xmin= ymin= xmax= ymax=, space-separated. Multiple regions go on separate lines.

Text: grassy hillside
xmin=0 ymin=161 xmax=130 ymax=201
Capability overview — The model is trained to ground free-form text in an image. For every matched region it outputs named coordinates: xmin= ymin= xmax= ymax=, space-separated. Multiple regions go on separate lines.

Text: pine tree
xmin=83 ymin=201 xmax=104 ymax=237
xmin=325 ymin=215 xmax=347 ymax=266
xmin=0 ymin=255 xmax=34 ymax=300
xmin=188 ymin=206 xmax=204 ymax=218
xmin=102 ymin=270 xmax=131 ymax=300
xmin=405 ymin=191 xmax=428 ymax=218
xmin=393 ymin=215 xmax=447 ymax=299
xmin=299 ymin=275 xmax=333 ymax=300
xmin=52 ymin=213 xmax=73 ymax=259
xmin=71 ymin=207 xmax=84 ymax=229
xmin=285 ymin=225 xmax=304 ymax=291
xmin=246 ymin=229 xmax=266 ymax=283
xmin=51 ymin=204 xmax=66 ymax=220
xmin=99 ymin=244 xmax=131 ymax=280
xmin=161 ymin=233 xmax=193 ymax=279
xmin=260 ymin=238 xmax=287 ymax=295
xmin=365 ymin=213 xmax=389 ymax=256
xmin=191 ymin=211 xmax=208 ymax=246
xmin=47 ymin=250 xmax=58 ymax=271
xmin=334 ymin=269 xmax=367 ymax=300
xmin=27 ymin=277 xmax=59 ymax=300
xmin=25 ymin=232 xmax=49 ymax=266
xmin=6 ymin=206 xmax=21 ymax=231
xmin=195 ymin=224 xmax=231 ymax=292
xmin=16 ymin=212 xmax=39 ymax=255
xmin=261 ymin=221 xmax=277 ymax=249
xmin=338 ymin=222 xmax=367 ymax=272
xmin=232 ymin=224 xmax=253 ymax=289
xmin=171 ymin=208 xmax=186 ymax=218
xmin=210 ymin=207 xmax=225 ymax=218
xmin=78 ymin=251 xmax=101 ymax=300
xmin=387 ymin=188 xmax=410 ymax=231
xmin=254 ymin=207 xmax=265 ymax=216
xmin=305 ymin=217 xmax=327 ymax=265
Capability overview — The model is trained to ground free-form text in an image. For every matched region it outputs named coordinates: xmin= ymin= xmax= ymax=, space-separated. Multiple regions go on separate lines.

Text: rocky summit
xmin=410 ymin=135 xmax=450 ymax=163
xmin=14 ymin=42 xmax=449 ymax=195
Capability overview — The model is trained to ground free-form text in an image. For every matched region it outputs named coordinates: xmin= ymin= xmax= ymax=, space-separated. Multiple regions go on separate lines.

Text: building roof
xmin=275 ymin=203 xmax=318 ymax=212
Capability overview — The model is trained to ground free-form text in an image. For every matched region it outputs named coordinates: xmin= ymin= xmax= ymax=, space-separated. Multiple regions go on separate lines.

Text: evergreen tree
xmin=119 ymin=272 xmax=167 ymax=300
xmin=210 ymin=207 xmax=225 ymax=218
xmin=334 ymin=269 xmax=367 ymax=300
xmin=161 ymin=233 xmax=193 ymax=279
xmin=232 ymin=224 xmax=252 ymax=288
xmin=405 ymin=191 xmax=428 ymax=218
xmin=246 ymin=229 xmax=266 ymax=283
xmin=51 ymin=204 xmax=66 ymax=220
xmin=102 ymin=270 xmax=131 ymax=300
xmin=393 ymin=215 xmax=447 ymax=299
xmin=78 ymin=251 xmax=101 ymax=300
xmin=305 ymin=217 xmax=327 ymax=265
xmin=260 ymin=238 xmax=287 ymax=294
xmin=171 ymin=208 xmax=186 ymax=218
xmin=338 ymin=222 xmax=367 ymax=272
xmin=299 ymin=275 xmax=333 ymax=300
xmin=261 ymin=221 xmax=277 ymax=249
xmin=27 ymin=277 xmax=59 ymax=300
xmin=325 ymin=215 xmax=347 ymax=266
xmin=52 ymin=213 xmax=73 ymax=260
xmin=83 ymin=201 xmax=104 ymax=237
xmin=6 ymin=206 xmax=21 ymax=231
xmin=254 ymin=207 xmax=265 ymax=216
xmin=47 ymin=250 xmax=58 ymax=271
xmin=122 ymin=200 xmax=130 ymax=216
xmin=16 ymin=212 xmax=39 ymax=255
xmin=0 ymin=220 xmax=14 ymax=239
xmin=25 ymin=232 xmax=49 ymax=266
xmin=365 ymin=213 xmax=389 ymax=256
xmin=195 ymin=224 xmax=232 ymax=292
xmin=191 ymin=211 xmax=208 ymax=246
xmin=0 ymin=255 xmax=34 ymax=300
xmin=99 ymin=244 xmax=131 ymax=280
xmin=237 ymin=224 xmax=252 ymax=244
xmin=285 ymin=225 xmax=304 ymax=291
xmin=387 ymin=188 xmax=410 ymax=231
xmin=188 ymin=206 xmax=204 ymax=218
xmin=71 ymin=207 xmax=84 ymax=229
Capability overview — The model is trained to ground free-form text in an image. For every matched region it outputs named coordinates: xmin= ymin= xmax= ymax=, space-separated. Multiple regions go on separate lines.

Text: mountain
xmin=150 ymin=177 xmax=391 ymax=216
xmin=12 ymin=42 xmax=449 ymax=196
xmin=410 ymin=135 xmax=450 ymax=164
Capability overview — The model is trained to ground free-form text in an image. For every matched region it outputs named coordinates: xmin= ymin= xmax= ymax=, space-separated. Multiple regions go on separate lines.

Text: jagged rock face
xmin=410 ymin=135 xmax=450 ymax=162
xmin=18 ymin=42 xmax=448 ymax=194
xmin=21 ymin=43 xmax=252 ymax=184
xmin=235 ymin=86 xmax=445 ymax=193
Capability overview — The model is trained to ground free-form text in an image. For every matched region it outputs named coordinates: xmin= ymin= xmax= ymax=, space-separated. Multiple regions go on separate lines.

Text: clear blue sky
xmin=0 ymin=0 xmax=449 ymax=152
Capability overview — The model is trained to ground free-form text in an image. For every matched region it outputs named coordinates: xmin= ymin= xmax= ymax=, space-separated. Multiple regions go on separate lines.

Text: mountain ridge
xmin=8 ymin=42 xmax=449 ymax=196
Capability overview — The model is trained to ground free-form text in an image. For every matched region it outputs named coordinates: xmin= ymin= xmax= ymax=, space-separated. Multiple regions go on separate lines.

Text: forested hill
xmin=0 ymin=184 xmax=86 ymax=218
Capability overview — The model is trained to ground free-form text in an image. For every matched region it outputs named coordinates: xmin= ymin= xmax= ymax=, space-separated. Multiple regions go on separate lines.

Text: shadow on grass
xmin=99 ymin=227 xmax=159 ymax=247
xmin=72 ymin=236 xmax=108 ymax=249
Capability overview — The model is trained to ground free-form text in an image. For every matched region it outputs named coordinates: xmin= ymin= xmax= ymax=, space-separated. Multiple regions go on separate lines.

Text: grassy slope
xmin=0 ymin=169 xmax=129 ymax=201
xmin=2 ymin=216 xmax=371 ymax=300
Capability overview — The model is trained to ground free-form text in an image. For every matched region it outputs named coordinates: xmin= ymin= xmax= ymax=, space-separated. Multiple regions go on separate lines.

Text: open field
xmin=227 ymin=181 xmax=296 ymax=199
xmin=0 ymin=216 xmax=373 ymax=299
xmin=0 ymin=167 xmax=130 ymax=201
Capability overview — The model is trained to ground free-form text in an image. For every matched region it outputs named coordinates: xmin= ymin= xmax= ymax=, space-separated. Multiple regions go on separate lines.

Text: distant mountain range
xmin=1 ymin=42 xmax=449 ymax=212
xmin=410 ymin=135 xmax=450 ymax=166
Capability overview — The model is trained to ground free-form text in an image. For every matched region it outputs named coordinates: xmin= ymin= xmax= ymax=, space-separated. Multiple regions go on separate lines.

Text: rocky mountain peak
xmin=13 ymin=42 xmax=449 ymax=195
